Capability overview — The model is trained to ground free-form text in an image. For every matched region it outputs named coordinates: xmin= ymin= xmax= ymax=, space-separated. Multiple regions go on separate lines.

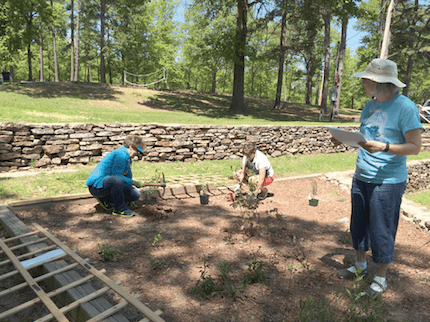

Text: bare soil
xmin=5 ymin=176 xmax=430 ymax=321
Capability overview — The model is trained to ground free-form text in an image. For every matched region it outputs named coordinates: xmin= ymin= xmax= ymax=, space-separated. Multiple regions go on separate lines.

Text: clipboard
xmin=327 ymin=126 xmax=366 ymax=148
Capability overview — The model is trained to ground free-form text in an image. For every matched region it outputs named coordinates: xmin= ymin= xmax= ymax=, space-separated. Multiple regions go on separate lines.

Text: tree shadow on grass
xmin=0 ymin=82 xmax=122 ymax=101
xmin=143 ymin=91 xmax=360 ymax=123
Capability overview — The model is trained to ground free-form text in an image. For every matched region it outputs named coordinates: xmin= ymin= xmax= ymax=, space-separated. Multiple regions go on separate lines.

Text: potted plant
xmin=198 ymin=182 xmax=209 ymax=205
xmin=309 ymin=180 xmax=319 ymax=206
xmin=143 ymin=186 xmax=158 ymax=205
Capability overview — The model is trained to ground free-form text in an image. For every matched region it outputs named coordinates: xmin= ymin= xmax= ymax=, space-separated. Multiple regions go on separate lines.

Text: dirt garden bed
xmin=4 ymin=176 xmax=430 ymax=321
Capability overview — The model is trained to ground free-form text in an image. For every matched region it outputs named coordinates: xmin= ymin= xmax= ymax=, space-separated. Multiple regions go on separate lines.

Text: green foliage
xmin=231 ymin=189 xmax=260 ymax=211
xmin=198 ymin=182 xmax=208 ymax=195
xmin=152 ymin=231 xmax=163 ymax=246
xmin=30 ymin=158 xmax=37 ymax=169
xmin=218 ymin=260 xmax=239 ymax=298
xmin=299 ymin=295 xmax=339 ymax=322
xmin=145 ymin=252 xmax=163 ymax=269
xmin=97 ymin=244 xmax=123 ymax=262
xmin=192 ymin=251 xmax=269 ymax=300
xmin=191 ymin=256 xmax=218 ymax=299
xmin=299 ymin=272 xmax=386 ymax=322
xmin=223 ymin=234 xmax=236 ymax=244
xmin=241 ymin=258 xmax=269 ymax=285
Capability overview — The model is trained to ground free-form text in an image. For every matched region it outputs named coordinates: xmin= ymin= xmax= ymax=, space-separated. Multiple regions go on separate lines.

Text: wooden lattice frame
xmin=0 ymin=223 xmax=165 ymax=322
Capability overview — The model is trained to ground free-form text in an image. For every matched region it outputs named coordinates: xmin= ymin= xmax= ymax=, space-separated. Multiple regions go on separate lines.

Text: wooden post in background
xmin=380 ymin=0 xmax=397 ymax=59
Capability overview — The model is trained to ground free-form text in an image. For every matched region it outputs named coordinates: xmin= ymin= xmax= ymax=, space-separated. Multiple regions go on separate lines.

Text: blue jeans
xmin=350 ymin=177 xmax=406 ymax=264
xmin=88 ymin=176 xmax=140 ymax=212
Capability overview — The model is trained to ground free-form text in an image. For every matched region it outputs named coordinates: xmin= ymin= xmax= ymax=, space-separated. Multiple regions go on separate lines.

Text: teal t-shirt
xmin=354 ymin=94 xmax=422 ymax=184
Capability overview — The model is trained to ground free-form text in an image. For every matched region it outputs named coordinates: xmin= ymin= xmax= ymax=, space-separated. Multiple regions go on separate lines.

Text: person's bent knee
xmin=130 ymin=187 xmax=141 ymax=201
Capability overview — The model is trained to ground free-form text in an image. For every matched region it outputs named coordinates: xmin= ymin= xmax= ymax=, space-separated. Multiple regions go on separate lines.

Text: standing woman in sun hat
xmin=334 ymin=59 xmax=422 ymax=298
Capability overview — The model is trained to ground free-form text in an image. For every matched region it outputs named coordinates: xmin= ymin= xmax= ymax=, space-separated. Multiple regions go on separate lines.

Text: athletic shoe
xmin=112 ymin=209 xmax=135 ymax=218
xmin=96 ymin=198 xmax=113 ymax=211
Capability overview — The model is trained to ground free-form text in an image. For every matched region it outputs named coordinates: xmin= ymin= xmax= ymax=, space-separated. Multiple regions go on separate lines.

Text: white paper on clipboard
xmin=327 ymin=126 xmax=366 ymax=148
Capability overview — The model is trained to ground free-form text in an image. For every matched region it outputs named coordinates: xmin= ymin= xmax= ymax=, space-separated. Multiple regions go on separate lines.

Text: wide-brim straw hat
xmin=353 ymin=58 xmax=406 ymax=88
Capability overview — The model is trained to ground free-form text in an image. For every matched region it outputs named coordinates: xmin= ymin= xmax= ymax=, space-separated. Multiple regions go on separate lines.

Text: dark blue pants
xmin=88 ymin=176 xmax=140 ymax=212
xmin=351 ymin=177 xmax=406 ymax=264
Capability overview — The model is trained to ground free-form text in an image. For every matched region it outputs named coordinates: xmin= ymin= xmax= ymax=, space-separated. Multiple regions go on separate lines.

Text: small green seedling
xmin=145 ymin=252 xmax=163 ymax=269
xmin=97 ymin=244 xmax=123 ymax=262
xmin=152 ymin=231 xmax=163 ymax=246
xmin=191 ymin=256 xmax=217 ymax=299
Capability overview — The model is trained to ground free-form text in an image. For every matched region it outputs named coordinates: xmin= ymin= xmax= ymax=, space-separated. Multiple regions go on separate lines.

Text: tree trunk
xmin=305 ymin=53 xmax=313 ymax=104
xmin=50 ymin=0 xmax=59 ymax=82
xmin=402 ymin=0 xmax=418 ymax=96
xmin=334 ymin=18 xmax=348 ymax=115
xmin=100 ymin=0 xmax=106 ymax=84
xmin=380 ymin=0 xmax=397 ymax=59
xmin=108 ymin=59 xmax=112 ymax=84
xmin=9 ymin=66 xmax=14 ymax=84
xmin=70 ymin=0 xmax=74 ymax=81
xmin=274 ymin=8 xmax=287 ymax=109
xmin=187 ymin=66 xmax=191 ymax=90
xmin=121 ymin=53 xmax=125 ymax=86
xmin=284 ymin=59 xmax=288 ymax=102
xmin=320 ymin=12 xmax=331 ymax=112
xmin=27 ymin=44 xmax=33 ymax=81
xmin=314 ymin=73 xmax=320 ymax=105
xmin=211 ymin=70 xmax=217 ymax=93
xmin=229 ymin=0 xmax=248 ymax=115
xmin=74 ymin=0 xmax=80 ymax=82
xmin=250 ymin=63 xmax=254 ymax=96
xmin=39 ymin=21 xmax=44 ymax=82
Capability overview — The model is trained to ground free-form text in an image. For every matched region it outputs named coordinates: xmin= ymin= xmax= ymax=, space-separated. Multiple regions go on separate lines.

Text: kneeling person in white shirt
xmin=234 ymin=142 xmax=274 ymax=199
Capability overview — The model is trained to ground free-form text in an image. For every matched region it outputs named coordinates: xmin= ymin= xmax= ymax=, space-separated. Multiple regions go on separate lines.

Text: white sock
xmin=347 ymin=261 xmax=367 ymax=273
xmin=234 ymin=184 xmax=240 ymax=191
xmin=370 ymin=276 xmax=387 ymax=292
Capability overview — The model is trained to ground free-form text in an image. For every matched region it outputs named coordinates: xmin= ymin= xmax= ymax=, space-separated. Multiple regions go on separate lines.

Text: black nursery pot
xmin=200 ymin=194 xmax=209 ymax=205
xmin=309 ymin=199 xmax=319 ymax=207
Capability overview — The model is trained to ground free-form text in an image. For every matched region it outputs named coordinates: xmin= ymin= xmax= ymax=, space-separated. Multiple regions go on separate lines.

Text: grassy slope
xmin=0 ymin=82 xmax=363 ymax=125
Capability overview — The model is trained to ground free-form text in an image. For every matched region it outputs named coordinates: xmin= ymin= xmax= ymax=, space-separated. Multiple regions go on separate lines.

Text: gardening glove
xmin=132 ymin=180 xmax=144 ymax=188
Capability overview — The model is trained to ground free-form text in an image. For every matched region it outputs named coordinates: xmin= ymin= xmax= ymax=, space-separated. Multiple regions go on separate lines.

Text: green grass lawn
xmin=0 ymin=82 xmax=363 ymax=125
xmin=2 ymin=152 xmax=430 ymax=205
xmin=405 ymin=190 xmax=430 ymax=209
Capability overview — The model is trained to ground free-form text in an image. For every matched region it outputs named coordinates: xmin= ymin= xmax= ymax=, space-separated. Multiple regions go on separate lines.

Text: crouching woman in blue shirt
xmin=86 ymin=135 xmax=146 ymax=217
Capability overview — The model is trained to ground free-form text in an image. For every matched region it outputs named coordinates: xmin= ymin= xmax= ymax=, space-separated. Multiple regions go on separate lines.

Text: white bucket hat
xmin=353 ymin=58 xmax=406 ymax=88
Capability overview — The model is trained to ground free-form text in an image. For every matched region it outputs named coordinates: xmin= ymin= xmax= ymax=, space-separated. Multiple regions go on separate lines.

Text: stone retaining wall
xmin=0 ymin=122 xmax=362 ymax=172
xmin=1 ymin=122 xmax=429 ymax=174
xmin=406 ymin=160 xmax=430 ymax=194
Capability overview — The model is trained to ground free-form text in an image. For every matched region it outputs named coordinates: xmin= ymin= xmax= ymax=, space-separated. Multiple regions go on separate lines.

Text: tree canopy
xmin=1 ymin=0 xmax=429 ymax=113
